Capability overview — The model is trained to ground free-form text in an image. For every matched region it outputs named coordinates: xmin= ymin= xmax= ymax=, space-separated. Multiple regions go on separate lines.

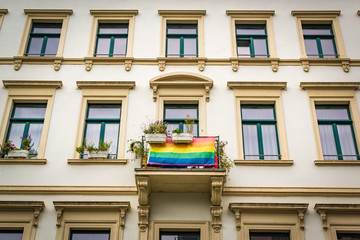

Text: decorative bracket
xmin=318 ymin=210 xmax=328 ymax=230
xmin=119 ymin=209 xmax=127 ymax=228
xmin=14 ymin=58 xmax=22 ymax=71
xmin=125 ymin=59 xmax=133 ymax=71
xmin=53 ymin=59 xmax=62 ymax=71
xmin=231 ymin=60 xmax=239 ymax=72
xmin=271 ymin=60 xmax=279 ymax=72
xmin=137 ymin=176 xmax=150 ymax=206
xmin=197 ymin=59 xmax=205 ymax=72
xmin=32 ymin=207 xmax=42 ymax=227
xmin=234 ymin=210 xmax=241 ymax=231
xmin=158 ymin=59 xmax=166 ymax=71
xmin=205 ymin=85 xmax=210 ymax=102
xmin=138 ymin=205 xmax=150 ymax=232
xmin=211 ymin=177 xmax=224 ymax=206
xmin=56 ymin=207 xmax=64 ymax=227
xmin=297 ymin=209 xmax=306 ymax=230
xmin=342 ymin=60 xmax=350 ymax=73
xmin=85 ymin=59 xmax=93 ymax=71
xmin=210 ymin=206 xmax=223 ymax=233
xmin=301 ymin=60 xmax=310 ymax=72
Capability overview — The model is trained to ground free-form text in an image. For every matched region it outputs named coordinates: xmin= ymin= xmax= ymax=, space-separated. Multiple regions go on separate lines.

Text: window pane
xmin=302 ymin=25 xmax=332 ymax=35
xmin=7 ymin=123 xmax=25 ymax=149
xmin=304 ymin=39 xmax=319 ymax=58
xmin=261 ymin=124 xmax=279 ymax=159
xmin=167 ymin=25 xmax=197 ymax=34
xmin=44 ymin=37 xmax=60 ymax=56
xmin=104 ymin=123 xmax=119 ymax=157
xmin=96 ymin=38 xmax=111 ymax=56
xmin=316 ymin=107 xmax=349 ymax=120
xmin=236 ymin=25 xmax=266 ymax=35
xmin=0 ymin=230 xmax=23 ymax=240
xmin=319 ymin=125 xmax=338 ymax=160
xmin=243 ymin=125 xmax=259 ymax=159
xmin=242 ymin=107 xmax=274 ymax=120
xmin=320 ymin=39 xmax=336 ymax=58
xmin=167 ymin=123 xmax=179 ymax=135
xmin=160 ymin=231 xmax=200 ymax=240
xmin=28 ymin=123 xmax=43 ymax=158
xmin=250 ymin=232 xmax=289 ymax=240
xmin=165 ymin=108 xmax=197 ymax=119
xmin=99 ymin=24 xmax=128 ymax=34
xmin=237 ymin=39 xmax=250 ymax=57
xmin=167 ymin=38 xmax=180 ymax=57
xmin=85 ymin=124 xmax=101 ymax=147
xmin=27 ymin=37 xmax=43 ymax=56
xmin=184 ymin=38 xmax=197 ymax=57
xmin=337 ymin=125 xmax=357 ymax=160
xmin=337 ymin=233 xmax=360 ymax=240
xmin=113 ymin=38 xmax=127 ymax=56
xmin=71 ymin=231 xmax=110 ymax=240
xmin=253 ymin=39 xmax=268 ymax=57
xmin=13 ymin=105 xmax=46 ymax=119
xmin=32 ymin=23 xmax=62 ymax=34
xmin=88 ymin=105 xmax=121 ymax=119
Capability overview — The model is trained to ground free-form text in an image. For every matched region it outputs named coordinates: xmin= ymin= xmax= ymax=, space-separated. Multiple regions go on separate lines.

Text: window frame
xmin=226 ymin=10 xmax=276 ymax=58
xmin=0 ymin=80 xmax=62 ymax=163
xmin=292 ymin=11 xmax=346 ymax=59
xmin=166 ymin=23 xmax=198 ymax=58
xmin=0 ymin=9 xmax=8 ymax=30
xmin=241 ymin=104 xmax=281 ymax=160
xmin=249 ymin=232 xmax=290 ymax=240
xmin=18 ymin=9 xmax=72 ymax=57
xmin=158 ymin=10 xmax=205 ymax=58
xmin=69 ymin=229 xmax=111 ymax=240
xmin=151 ymin=221 xmax=209 ymax=240
xmin=300 ymin=82 xmax=360 ymax=165
xmin=88 ymin=10 xmax=138 ymax=58
xmin=94 ymin=23 xmax=129 ymax=57
xmin=235 ymin=24 xmax=269 ymax=58
xmin=164 ymin=104 xmax=199 ymax=136
xmin=228 ymin=81 xmax=291 ymax=166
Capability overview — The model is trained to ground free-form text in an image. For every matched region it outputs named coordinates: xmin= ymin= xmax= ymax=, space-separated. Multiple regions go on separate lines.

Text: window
xmin=0 ymin=230 xmax=23 ymax=240
xmin=250 ymin=232 xmax=289 ymax=240
xmin=292 ymin=11 xmax=346 ymax=59
xmin=25 ymin=23 xmax=62 ymax=57
xmin=81 ymin=104 xmax=121 ymax=159
xmin=228 ymin=81 xmax=291 ymax=165
xmin=241 ymin=105 xmax=280 ymax=160
xmin=164 ymin=104 xmax=198 ymax=136
xmin=337 ymin=233 xmax=360 ymax=240
xmin=160 ymin=231 xmax=200 ymax=240
xmin=159 ymin=10 xmax=205 ymax=58
xmin=18 ymin=9 xmax=72 ymax=57
xmin=315 ymin=105 xmax=359 ymax=160
xmin=5 ymin=103 xmax=47 ymax=158
xmin=94 ymin=23 xmax=128 ymax=57
xmin=166 ymin=24 xmax=197 ymax=58
xmin=302 ymin=24 xmax=337 ymax=58
xmin=70 ymin=230 xmax=110 ymax=240
xmin=236 ymin=24 xmax=268 ymax=58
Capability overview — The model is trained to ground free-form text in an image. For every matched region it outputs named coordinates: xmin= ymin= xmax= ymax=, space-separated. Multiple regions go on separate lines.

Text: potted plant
xmin=0 ymin=140 xmax=16 ymax=158
xmin=7 ymin=135 xmax=33 ymax=158
xmin=143 ymin=120 xmax=167 ymax=144
xmin=184 ymin=119 xmax=195 ymax=135
xmin=76 ymin=140 xmax=112 ymax=159
xmin=215 ymin=140 xmax=233 ymax=174
xmin=171 ymin=128 xmax=193 ymax=144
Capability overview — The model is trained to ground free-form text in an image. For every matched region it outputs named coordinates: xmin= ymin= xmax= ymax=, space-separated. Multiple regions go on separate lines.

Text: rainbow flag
xmin=147 ymin=137 xmax=216 ymax=166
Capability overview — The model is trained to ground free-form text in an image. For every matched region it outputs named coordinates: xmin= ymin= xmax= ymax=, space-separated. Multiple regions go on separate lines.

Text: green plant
xmin=76 ymin=139 xmax=112 ymax=153
xmin=215 ymin=140 xmax=233 ymax=173
xmin=127 ymin=140 xmax=149 ymax=159
xmin=0 ymin=140 xmax=16 ymax=154
xmin=21 ymin=135 xmax=33 ymax=150
xmin=98 ymin=140 xmax=112 ymax=151
xmin=143 ymin=120 xmax=167 ymax=134
xmin=172 ymin=128 xmax=183 ymax=134
xmin=184 ymin=119 xmax=195 ymax=134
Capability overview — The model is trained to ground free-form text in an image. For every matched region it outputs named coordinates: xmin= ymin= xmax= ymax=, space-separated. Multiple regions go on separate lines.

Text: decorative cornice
xmin=0 ymin=186 xmax=138 ymax=195
xmin=227 ymin=81 xmax=287 ymax=90
xmin=3 ymin=80 xmax=63 ymax=89
xmin=300 ymin=82 xmax=360 ymax=90
xmin=229 ymin=203 xmax=309 ymax=212
xmin=291 ymin=10 xmax=341 ymax=16
xmin=158 ymin=10 xmax=206 ymax=16
xmin=0 ymin=158 xmax=46 ymax=165
xmin=67 ymin=158 xmax=127 ymax=165
xmin=234 ymin=160 xmax=293 ymax=166
xmin=90 ymin=10 xmax=138 ymax=16
xmin=76 ymin=81 xmax=136 ymax=89
xmin=226 ymin=10 xmax=275 ymax=16
xmin=24 ymin=9 xmax=73 ymax=15
xmin=0 ymin=9 xmax=8 ymax=14
xmin=0 ymin=201 xmax=45 ymax=227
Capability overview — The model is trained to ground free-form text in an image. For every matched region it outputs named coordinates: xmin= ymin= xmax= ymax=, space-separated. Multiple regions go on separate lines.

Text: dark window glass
xmin=160 ymin=231 xmax=200 ymax=240
xmin=25 ymin=22 xmax=62 ymax=57
xmin=316 ymin=105 xmax=359 ymax=160
xmin=236 ymin=24 xmax=268 ymax=58
xmin=166 ymin=24 xmax=197 ymax=58
xmin=0 ymin=230 xmax=23 ymax=240
xmin=250 ymin=232 xmax=290 ymax=240
xmin=5 ymin=103 xmax=46 ymax=158
xmin=82 ymin=104 xmax=121 ymax=159
xmin=337 ymin=233 xmax=360 ymax=240
xmin=302 ymin=24 xmax=337 ymax=58
xmin=241 ymin=105 xmax=280 ymax=160
xmin=164 ymin=104 xmax=198 ymax=136
xmin=95 ymin=23 xmax=128 ymax=57
xmin=70 ymin=230 xmax=110 ymax=240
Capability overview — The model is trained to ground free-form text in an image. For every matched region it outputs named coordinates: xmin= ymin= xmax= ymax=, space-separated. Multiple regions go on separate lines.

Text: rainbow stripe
xmin=147 ymin=137 xmax=216 ymax=166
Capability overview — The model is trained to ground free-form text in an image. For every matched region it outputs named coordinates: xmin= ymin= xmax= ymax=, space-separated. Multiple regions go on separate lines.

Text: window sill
xmin=0 ymin=158 xmax=47 ymax=165
xmin=67 ymin=158 xmax=127 ymax=165
xmin=13 ymin=56 xmax=64 ymax=71
xmin=83 ymin=56 xmax=134 ymax=71
xmin=229 ymin=57 xmax=280 ymax=72
xmin=299 ymin=57 xmax=350 ymax=72
xmin=314 ymin=160 xmax=360 ymax=166
xmin=234 ymin=160 xmax=293 ymax=166
xmin=157 ymin=57 xmax=207 ymax=72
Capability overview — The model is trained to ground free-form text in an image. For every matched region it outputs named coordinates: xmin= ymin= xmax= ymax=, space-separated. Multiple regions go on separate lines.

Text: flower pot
xmin=145 ymin=134 xmax=167 ymax=144
xmin=171 ymin=133 xmax=193 ymax=144
xmin=88 ymin=151 xmax=108 ymax=159
xmin=8 ymin=149 xmax=29 ymax=158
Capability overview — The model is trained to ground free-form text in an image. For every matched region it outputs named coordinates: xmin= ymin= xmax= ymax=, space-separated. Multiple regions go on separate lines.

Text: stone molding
xmin=76 ymin=81 xmax=136 ymax=89
xmin=3 ymin=80 xmax=63 ymax=89
xmin=0 ymin=201 xmax=45 ymax=227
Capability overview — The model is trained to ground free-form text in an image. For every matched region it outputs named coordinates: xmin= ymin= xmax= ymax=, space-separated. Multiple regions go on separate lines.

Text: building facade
xmin=0 ymin=0 xmax=360 ymax=240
